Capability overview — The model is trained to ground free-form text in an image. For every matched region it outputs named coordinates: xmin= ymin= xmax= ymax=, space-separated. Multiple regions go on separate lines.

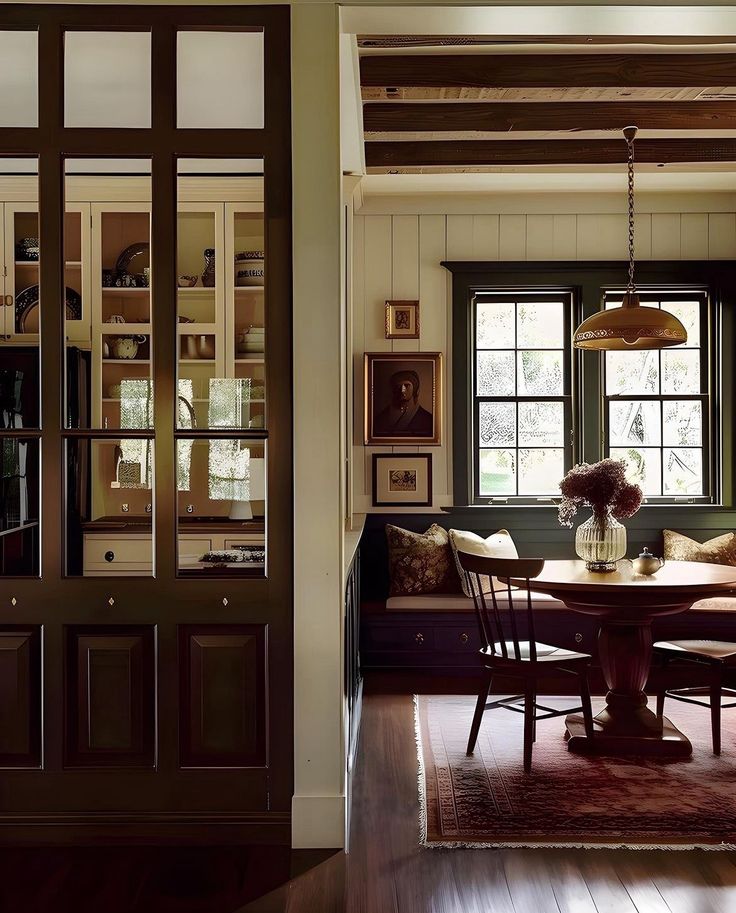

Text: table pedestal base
xmin=565 ymin=709 xmax=692 ymax=758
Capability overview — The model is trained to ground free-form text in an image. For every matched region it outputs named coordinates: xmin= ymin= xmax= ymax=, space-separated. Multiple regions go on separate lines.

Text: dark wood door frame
xmin=0 ymin=5 xmax=293 ymax=842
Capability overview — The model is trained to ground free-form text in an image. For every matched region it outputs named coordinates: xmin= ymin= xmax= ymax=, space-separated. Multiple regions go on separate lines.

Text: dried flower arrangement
xmin=558 ymin=458 xmax=643 ymax=528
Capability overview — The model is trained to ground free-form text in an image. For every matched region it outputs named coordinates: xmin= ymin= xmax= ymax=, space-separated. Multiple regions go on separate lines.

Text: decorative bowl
xmin=178 ymin=275 xmax=198 ymax=288
xmin=235 ymin=260 xmax=265 ymax=287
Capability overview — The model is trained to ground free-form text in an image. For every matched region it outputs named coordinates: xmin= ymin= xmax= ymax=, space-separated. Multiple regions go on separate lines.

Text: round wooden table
xmin=508 ymin=559 xmax=736 ymax=758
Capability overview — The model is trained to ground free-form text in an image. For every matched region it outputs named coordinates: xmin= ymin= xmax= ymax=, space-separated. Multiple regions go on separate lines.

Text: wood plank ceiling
xmin=358 ymin=37 xmax=736 ymax=173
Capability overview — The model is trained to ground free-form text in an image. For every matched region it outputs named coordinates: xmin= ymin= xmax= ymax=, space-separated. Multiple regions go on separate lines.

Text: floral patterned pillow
xmin=386 ymin=523 xmax=461 ymax=596
xmin=664 ymin=529 xmax=736 ymax=566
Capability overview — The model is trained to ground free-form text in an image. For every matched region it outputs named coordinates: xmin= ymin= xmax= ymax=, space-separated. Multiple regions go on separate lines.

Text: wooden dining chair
xmin=457 ymin=551 xmax=595 ymax=773
xmin=653 ymin=640 xmax=736 ymax=754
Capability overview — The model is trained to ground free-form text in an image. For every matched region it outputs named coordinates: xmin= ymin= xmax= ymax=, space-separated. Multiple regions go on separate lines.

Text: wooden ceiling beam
xmin=360 ymin=53 xmax=736 ymax=89
xmin=365 ymin=138 xmax=736 ymax=168
xmin=363 ymin=101 xmax=736 ymax=133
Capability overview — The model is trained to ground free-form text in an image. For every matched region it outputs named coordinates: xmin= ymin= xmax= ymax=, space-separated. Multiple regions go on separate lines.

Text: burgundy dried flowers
xmin=558 ymin=458 xmax=643 ymax=528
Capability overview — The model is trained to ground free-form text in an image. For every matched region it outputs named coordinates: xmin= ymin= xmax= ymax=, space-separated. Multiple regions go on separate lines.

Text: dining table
xmin=507 ymin=558 xmax=736 ymax=758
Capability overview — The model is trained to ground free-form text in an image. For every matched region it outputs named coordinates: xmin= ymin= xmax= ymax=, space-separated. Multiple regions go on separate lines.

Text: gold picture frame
xmin=385 ymin=300 xmax=419 ymax=339
xmin=364 ymin=352 xmax=442 ymax=445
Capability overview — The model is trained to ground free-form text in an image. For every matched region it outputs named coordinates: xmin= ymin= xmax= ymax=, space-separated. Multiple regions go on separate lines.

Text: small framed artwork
xmin=385 ymin=300 xmax=419 ymax=339
xmin=364 ymin=352 xmax=442 ymax=445
xmin=372 ymin=453 xmax=432 ymax=508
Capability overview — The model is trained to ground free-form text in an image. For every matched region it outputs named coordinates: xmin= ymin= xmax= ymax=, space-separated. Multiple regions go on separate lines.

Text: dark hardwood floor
xmin=242 ymin=687 xmax=736 ymax=913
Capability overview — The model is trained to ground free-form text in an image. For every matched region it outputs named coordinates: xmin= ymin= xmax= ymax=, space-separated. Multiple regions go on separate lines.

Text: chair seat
xmin=654 ymin=639 xmax=736 ymax=662
xmin=482 ymin=641 xmax=590 ymax=663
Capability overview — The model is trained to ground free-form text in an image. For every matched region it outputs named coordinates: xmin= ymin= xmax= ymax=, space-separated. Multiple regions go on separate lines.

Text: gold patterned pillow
xmin=663 ymin=529 xmax=736 ymax=566
xmin=386 ymin=523 xmax=461 ymax=596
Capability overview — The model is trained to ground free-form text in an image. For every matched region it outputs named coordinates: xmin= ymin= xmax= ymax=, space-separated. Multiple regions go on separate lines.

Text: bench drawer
xmin=436 ymin=625 xmax=481 ymax=654
xmin=362 ymin=625 xmax=435 ymax=652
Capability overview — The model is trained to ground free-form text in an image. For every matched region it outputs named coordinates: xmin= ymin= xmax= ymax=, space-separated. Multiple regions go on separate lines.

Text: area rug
xmin=416 ymin=694 xmax=736 ymax=850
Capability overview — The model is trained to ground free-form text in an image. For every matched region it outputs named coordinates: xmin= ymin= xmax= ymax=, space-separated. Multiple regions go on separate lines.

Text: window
xmin=449 ymin=262 xmax=731 ymax=509
xmin=472 ymin=291 xmax=573 ymax=501
xmin=603 ymin=290 xmax=709 ymax=501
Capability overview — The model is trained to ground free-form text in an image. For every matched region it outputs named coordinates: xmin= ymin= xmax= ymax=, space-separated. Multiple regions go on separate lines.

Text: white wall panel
xmin=681 ymin=213 xmax=709 ymax=260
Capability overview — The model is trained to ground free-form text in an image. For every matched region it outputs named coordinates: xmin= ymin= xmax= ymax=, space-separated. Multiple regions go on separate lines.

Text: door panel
xmin=65 ymin=626 xmax=155 ymax=768
xmin=180 ymin=625 xmax=266 ymax=768
xmin=0 ymin=626 xmax=41 ymax=767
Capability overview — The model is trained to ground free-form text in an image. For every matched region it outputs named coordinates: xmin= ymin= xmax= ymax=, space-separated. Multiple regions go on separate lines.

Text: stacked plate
xmin=237 ymin=326 xmax=265 ymax=355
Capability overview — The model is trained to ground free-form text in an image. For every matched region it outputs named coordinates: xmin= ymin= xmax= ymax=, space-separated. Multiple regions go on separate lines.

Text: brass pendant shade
xmin=572 ymin=127 xmax=687 ymax=351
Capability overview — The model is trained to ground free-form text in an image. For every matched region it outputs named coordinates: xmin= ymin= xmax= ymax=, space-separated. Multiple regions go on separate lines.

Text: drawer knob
xmin=459 ymin=632 xmax=469 ymax=644
xmin=575 ymin=632 xmax=583 ymax=644
xmin=415 ymin=633 xmax=424 ymax=645
xmin=104 ymin=550 xmax=115 ymax=563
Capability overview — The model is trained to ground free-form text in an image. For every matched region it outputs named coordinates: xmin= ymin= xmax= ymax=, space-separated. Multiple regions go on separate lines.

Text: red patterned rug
xmin=416 ymin=695 xmax=736 ymax=849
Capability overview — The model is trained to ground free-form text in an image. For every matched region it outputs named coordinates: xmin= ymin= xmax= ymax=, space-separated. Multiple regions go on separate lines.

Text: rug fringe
xmin=412 ymin=695 xmax=736 ymax=853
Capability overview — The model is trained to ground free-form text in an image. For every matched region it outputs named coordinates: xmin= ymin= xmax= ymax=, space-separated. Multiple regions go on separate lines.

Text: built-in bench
xmin=358 ymin=514 xmax=736 ymax=692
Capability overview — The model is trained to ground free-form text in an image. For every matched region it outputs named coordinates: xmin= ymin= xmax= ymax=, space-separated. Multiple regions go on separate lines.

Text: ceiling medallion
xmin=573 ymin=126 xmax=687 ymax=351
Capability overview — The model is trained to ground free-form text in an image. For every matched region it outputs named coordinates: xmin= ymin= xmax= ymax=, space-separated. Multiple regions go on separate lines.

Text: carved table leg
xmin=566 ymin=617 xmax=692 ymax=758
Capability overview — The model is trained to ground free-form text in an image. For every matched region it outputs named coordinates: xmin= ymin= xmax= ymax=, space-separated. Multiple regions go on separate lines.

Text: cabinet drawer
xmin=437 ymin=625 xmax=481 ymax=654
xmin=84 ymin=535 xmax=151 ymax=566
xmin=362 ymin=625 xmax=434 ymax=652
xmin=178 ymin=538 xmax=213 ymax=566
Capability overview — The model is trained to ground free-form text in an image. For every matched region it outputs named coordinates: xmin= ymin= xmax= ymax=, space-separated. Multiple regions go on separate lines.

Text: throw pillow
xmin=663 ymin=529 xmax=736 ymax=567
xmin=449 ymin=528 xmax=519 ymax=597
xmin=385 ymin=523 xmax=460 ymax=596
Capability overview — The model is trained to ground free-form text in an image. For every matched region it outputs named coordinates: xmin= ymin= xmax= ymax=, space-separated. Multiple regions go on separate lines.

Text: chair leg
xmin=656 ymin=656 xmax=669 ymax=719
xmin=579 ymin=668 xmax=595 ymax=742
xmin=532 ymin=684 xmax=537 ymax=743
xmin=710 ymin=666 xmax=722 ymax=756
xmin=523 ymin=680 xmax=534 ymax=774
xmin=466 ymin=672 xmax=492 ymax=756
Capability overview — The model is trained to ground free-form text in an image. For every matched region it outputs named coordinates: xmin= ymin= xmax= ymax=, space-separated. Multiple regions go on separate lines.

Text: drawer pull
xmin=415 ymin=633 xmax=424 ymax=645
xmin=459 ymin=632 xmax=469 ymax=644
xmin=104 ymin=550 xmax=115 ymax=563
xmin=575 ymin=632 xmax=583 ymax=644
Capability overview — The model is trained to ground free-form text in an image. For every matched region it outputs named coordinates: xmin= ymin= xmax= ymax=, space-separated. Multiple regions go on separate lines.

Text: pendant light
xmin=573 ymin=126 xmax=687 ymax=350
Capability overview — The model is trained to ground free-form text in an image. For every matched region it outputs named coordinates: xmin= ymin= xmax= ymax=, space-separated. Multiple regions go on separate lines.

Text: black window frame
xmin=444 ymin=261 xmax=735 ymax=510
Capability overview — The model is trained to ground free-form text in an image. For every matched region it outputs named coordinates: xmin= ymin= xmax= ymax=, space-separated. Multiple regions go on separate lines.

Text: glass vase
xmin=575 ymin=510 xmax=627 ymax=572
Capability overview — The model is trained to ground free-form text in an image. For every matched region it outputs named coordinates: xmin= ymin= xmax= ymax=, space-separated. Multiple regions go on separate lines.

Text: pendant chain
xmin=627 ymin=132 xmax=636 ymax=294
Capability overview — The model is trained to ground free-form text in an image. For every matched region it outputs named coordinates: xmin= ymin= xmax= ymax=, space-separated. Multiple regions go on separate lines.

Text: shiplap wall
xmin=352 ymin=196 xmax=736 ymax=513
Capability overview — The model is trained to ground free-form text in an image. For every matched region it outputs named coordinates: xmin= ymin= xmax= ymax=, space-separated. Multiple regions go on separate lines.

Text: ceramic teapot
xmin=632 ymin=547 xmax=665 ymax=576
xmin=110 ymin=335 xmax=146 ymax=359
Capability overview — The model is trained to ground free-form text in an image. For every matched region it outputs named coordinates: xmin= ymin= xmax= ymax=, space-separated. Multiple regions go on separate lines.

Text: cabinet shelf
xmin=15 ymin=260 xmax=82 ymax=267
xmin=101 ymin=323 xmax=151 ymax=334
xmin=102 ymin=288 xmax=150 ymax=295
xmin=179 ymin=358 xmax=216 ymax=365
xmin=177 ymin=287 xmax=215 ymax=294
xmin=234 ymin=286 xmax=264 ymax=293
xmin=235 ymin=356 xmax=265 ymax=363
xmin=103 ymin=358 xmax=151 ymax=364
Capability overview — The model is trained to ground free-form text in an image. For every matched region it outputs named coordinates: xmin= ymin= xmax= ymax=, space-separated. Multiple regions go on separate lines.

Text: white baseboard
xmin=291 ymin=795 xmax=346 ymax=848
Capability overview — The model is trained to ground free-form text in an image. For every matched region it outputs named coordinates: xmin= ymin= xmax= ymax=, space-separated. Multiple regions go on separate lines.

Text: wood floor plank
xmin=576 ymin=853 xmax=638 ymax=913
xmin=612 ymin=853 xmax=672 ymax=913
xmin=502 ymin=850 xmax=562 ymax=913
xmin=544 ymin=851 xmax=599 ymax=913
xmin=649 ymin=854 xmax=722 ymax=913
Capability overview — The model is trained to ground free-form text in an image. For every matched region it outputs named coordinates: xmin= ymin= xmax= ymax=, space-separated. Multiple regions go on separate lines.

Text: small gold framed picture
xmin=385 ymin=300 xmax=419 ymax=340
xmin=372 ymin=453 xmax=432 ymax=508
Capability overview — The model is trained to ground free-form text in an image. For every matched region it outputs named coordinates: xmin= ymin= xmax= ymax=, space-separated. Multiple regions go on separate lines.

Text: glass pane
xmin=606 ymin=350 xmax=659 ymax=395
xmin=177 ymin=165 xmax=265 ymax=431
xmin=78 ymin=163 xmax=153 ymax=431
xmin=477 ymin=351 xmax=514 ymax=396
xmin=610 ymin=447 xmax=662 ymax=496
xmin=476 ymin=300 xmax=514 ymax=349
xmin=177 ymin=438 xmax=266 ymax=575
xmin=0 ymin=437 xmax=39 ymax=576
xmin=479 ymin=402 xmax=515 ymax=446
xmin=479 ymin=449 xmax=515 ymax=496
xmin=662 ymin=349 xmax=701 ymax=394
xmin=65 ymin=437 xmax=153 ymax=577
xmin=663 ymin=400 xmax=702 ymax=447
xmin=518 ymin=448 xmax=564 ymax=495
xmin=664 ymin=448 xmax=703 ymax=496
xmin=64 ymin=32 xmax=152 ymax=128
xmin=518 ymin=401 xmax=564 ymax=447
xmin=0 ymin=32 xmax=38 ymax=127
xmin=667 ymin=300 xmax=701 ymax=348
xmin=608 ymin=400 xmax=661 ymax=447
xmin=177 ymin=31 xmax=264 ymax=129
xmin=517 ymin=350 xmax=563 ymax=396
xmin=516 ymin=301 xmax=563 ymax=349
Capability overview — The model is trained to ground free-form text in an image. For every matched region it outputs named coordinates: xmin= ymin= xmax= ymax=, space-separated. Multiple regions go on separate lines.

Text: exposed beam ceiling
xmin=366 ymin=138 xmax=736 ymax=169
xmin=360 ymin=54 xmax=736 ymax=88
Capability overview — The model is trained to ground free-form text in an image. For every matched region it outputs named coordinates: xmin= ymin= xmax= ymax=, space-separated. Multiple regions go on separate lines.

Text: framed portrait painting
xmin=364 ymin=352 xmax=442 ymax=445
xmin=372 ymin=453 xmax=432 ymax=508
